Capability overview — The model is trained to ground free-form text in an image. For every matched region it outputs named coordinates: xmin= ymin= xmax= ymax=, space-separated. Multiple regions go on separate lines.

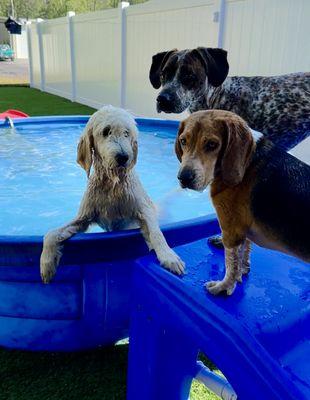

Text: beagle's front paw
xmin=159 ymin=250 xmax=185 ymax=276
xmin=205 ymin=279 xmax=236 ymax=296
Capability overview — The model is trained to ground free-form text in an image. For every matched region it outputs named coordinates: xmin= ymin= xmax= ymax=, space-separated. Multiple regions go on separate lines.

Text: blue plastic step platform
xmin=127 ymin=231 xmax=309 ymax=400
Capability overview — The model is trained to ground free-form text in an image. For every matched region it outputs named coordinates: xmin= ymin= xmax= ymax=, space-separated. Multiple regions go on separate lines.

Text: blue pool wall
xmin=0 ymin=216 xmax=220 ymax=351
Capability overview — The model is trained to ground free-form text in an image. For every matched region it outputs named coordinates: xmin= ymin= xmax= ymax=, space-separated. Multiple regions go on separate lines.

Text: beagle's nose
xmin=115 ymin=153 xmax=129 ymax=167
xmin=178 ymin=168 xmax=195 ymax=188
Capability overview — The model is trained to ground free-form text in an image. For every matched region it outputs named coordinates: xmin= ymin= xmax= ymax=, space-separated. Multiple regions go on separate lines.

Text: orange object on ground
xmin=0 ymin=109 xmax=29 ymax=119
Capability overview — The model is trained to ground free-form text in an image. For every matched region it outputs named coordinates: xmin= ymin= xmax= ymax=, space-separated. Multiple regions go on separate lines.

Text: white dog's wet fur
xmin=40 ymin=105 xmax=185 ymax=283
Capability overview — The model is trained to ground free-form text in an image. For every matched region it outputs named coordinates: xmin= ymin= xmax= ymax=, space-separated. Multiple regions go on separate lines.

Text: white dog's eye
xmin=124 ymin=129 xmax=130 ymax=137
xmin=102 ymin=126 xmax=111 ymax=137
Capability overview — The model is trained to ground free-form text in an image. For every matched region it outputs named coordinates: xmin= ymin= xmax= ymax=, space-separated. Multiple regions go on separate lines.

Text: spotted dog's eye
xmin=205 ymin=140 xmax=219 ymax=152
xmin=162 ymin=67 xmax=175 ymax=82
xmin=102 ymin=126 xmax=111 ymax=137
xmin=124 ymin=129 xmax=130 ymax=137
xmin=180 ymin=74 xmax=196 ymax=88
xmin=185 ymin=75 xmax=195 ymax=83
xmin=180 ymin=138 xmax=186 ymax=146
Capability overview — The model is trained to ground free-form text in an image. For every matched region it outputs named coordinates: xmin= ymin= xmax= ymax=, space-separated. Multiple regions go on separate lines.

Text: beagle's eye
xmin=102 ymin=126 xmax=111 ymax=137
xmin=180 ymin=138 xmax=187 ymax=146
xmin=205 ymin=140 xmax=219 ymax=152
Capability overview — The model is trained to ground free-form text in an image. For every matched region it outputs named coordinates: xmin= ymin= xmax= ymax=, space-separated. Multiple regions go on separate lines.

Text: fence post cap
xmin=119 ymin=2 xmax=130 ymax=9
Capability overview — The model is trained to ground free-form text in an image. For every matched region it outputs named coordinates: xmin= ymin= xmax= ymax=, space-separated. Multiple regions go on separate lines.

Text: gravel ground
xmin=0 ymin=58 xmax=29 ymax=84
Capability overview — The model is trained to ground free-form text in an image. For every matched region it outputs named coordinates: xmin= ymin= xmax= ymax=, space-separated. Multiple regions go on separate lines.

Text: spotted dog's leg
xmin=139 ymin=212 xmax=185 ymax=276
xmin=40 ymin=218 xmax=90 ymax=283
xmin=206 ymin=245 xmax=241 ymax=295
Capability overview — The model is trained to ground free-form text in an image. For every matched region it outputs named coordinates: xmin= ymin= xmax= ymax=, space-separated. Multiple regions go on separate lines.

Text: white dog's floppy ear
xmin=221 ymin=117 xmax=255 ymax=186
xmin=77 ymin=121 xmax=94 ymax=177
xmin=132 ymin=138 xmax=138 ymax=165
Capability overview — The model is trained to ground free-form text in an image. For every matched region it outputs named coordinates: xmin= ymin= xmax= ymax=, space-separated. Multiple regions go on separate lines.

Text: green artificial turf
xmin=191 ymin=380 xmax=221 ymax=400
xmin=0 ymin=86 xmax=95 ymax=116
xmin=0 ymin=345 xmax=128 ymax=400
xmin=0 ymin=86 xmax=222 ymax=400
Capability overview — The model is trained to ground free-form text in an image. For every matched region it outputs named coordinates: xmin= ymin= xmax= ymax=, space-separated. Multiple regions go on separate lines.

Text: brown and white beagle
xmin=175 ymin=110 xmax=310 ymax=295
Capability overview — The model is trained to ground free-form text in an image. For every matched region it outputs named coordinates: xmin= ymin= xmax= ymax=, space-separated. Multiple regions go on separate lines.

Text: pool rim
xmin=0 ymin=115 xmax=180 ymax=131
xmin=0 ymin=115 xmax=216 ymax=243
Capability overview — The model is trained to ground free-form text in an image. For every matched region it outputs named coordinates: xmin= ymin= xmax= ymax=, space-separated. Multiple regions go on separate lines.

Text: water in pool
xmin=0 ymin=121 xmax=214 ymax=236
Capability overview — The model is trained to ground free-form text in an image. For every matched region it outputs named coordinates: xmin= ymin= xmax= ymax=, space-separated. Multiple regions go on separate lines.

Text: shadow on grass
xmin=0 ymin=344 xmax=128 ymax=400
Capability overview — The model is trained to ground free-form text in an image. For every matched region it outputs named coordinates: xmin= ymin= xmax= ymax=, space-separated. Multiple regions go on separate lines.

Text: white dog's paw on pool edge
xmin=159 ymin=250 xmax=185 ymax=275
xmin=40 ymin=232 xmax=63 ymax=283
xmin=40 ymin=246 xmax=62 ymax=284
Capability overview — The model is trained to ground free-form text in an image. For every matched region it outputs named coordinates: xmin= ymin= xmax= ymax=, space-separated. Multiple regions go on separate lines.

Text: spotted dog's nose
xmin=156 ymin=93 xmax=174 ymax=112
xmin=178 ymin=168 xmax=196 ymax=189
xmin=115 ymin=153 xmax=129 ymax=167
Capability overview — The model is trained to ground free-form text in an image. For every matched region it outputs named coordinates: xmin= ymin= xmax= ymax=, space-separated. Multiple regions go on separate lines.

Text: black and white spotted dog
xmin=149 ymin=47 xmax=310 ymax=150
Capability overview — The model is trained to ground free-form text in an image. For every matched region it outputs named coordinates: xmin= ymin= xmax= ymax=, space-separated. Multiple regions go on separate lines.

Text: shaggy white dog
xmin=40 ymin=105 xmax=185 ymax=283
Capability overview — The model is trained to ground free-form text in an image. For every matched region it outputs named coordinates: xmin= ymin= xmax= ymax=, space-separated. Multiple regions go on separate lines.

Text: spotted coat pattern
xmin=189 ymin=73 xmax=310 ymax=150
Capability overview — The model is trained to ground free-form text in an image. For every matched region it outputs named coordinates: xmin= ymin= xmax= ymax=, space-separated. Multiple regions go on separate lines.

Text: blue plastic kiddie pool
xmin=0 ymin=115 xmax=218 ymax=351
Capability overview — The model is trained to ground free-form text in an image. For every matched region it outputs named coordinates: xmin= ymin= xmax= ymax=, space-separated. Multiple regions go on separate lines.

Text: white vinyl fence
xmin=27 ymin=0 xmax=310 ymax=118
xmin=11 ymin=24 xmax=29 ymax=59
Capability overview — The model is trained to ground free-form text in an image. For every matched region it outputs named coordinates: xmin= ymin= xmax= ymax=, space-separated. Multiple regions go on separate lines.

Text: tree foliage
xmin=0 ymin=0 xmax=148 ymax=19
xmin=0 ymin=0 xmax=43 ymax=19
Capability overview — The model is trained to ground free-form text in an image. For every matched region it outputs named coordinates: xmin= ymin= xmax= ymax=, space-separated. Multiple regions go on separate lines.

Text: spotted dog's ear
xmin=149 ymin=49 xmax=177 ymax=89
xmin=175 ymin=121 xmax=185 ymax=162
xmin=193 ymin=47 xmax=229 ymax=87
xmin=221 ymin=117 xmax=255 ymax=186
xmin=77 ymin=120 xmax=94 ymax=177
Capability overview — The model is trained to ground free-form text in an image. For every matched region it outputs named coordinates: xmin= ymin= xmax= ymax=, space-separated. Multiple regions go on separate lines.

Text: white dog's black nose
xmin=116 ymin=153 xmax=129 ymax=167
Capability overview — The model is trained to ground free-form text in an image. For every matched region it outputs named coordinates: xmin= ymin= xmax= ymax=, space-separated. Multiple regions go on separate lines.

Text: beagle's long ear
xmin=149 ymin=49 xmax=177 ymax=89
xmin=221 ymin=117 xmax=255 ymax=187
xmin=175 ymin=121 xmax=185 ymax=162
xmin=77 ymin=120 xmax=94 ymax=177
xmin=193 ymin=47 xmax=229 ymax=87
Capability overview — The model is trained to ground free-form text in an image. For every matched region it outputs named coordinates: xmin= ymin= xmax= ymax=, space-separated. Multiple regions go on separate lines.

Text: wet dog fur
xmin=40 ymin=106 xmax=185 ymax=283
